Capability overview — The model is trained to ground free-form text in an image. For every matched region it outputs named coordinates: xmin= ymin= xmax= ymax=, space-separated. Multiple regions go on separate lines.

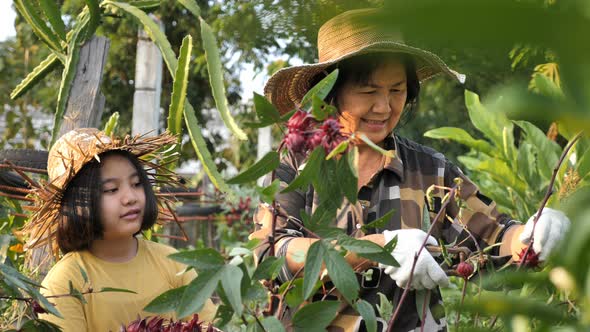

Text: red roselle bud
xmin=285 ymin=131 xmax=307 ymax=153
xmin=456 ymin=261 xmax=474 ymax=279
xmin=31 ymin=301 xmax=47 ymax=315
xmin=320 ymin=118 xmax=346 ymax=154
xmin=517 ymin=247 xmax=540 ymax=268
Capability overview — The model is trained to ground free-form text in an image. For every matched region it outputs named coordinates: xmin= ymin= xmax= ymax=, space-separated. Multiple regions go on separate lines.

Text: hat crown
xmin=48 ymin=128 xmax=111 ymax=189
xmin=317 ymin=8 xmax=404 ymax=62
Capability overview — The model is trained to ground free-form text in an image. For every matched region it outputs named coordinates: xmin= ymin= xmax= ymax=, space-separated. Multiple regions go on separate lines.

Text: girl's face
xmin=337 ymin=59 xmax=408 ymax=145
xmin=99 ymin=154 xmax=146 ymax=241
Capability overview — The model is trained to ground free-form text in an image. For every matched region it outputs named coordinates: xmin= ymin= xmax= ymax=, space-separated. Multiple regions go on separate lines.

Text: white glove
xmin=378 ymin=229 xmax=449 ymax=290
xmin=519 ymin=207 xmax=571 ymax=261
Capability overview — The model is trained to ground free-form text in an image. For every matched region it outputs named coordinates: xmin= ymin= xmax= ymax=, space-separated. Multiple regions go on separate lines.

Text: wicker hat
xmin=24 ymin=128 xmax=178 ymax=252
xmin=264 ymin=8 xmax=466 ymax=115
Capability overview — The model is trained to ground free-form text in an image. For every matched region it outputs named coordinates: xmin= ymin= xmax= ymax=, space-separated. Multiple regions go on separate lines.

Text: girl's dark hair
xmin=317 ymin=52 xmax=421 ymax=125
xmin=56 ymin=150 xmax=158 ymax=254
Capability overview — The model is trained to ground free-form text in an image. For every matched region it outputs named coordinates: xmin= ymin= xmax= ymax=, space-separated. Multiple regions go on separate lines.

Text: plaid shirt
xmin=251 ymin=134 xmax=516 ymax=332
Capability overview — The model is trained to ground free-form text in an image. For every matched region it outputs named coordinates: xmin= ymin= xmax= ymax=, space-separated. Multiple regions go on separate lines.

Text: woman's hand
xmin=518 ymin=208 xmax=571 ymax=261
xmin=378 ymin=229 xmax=449 ymax=290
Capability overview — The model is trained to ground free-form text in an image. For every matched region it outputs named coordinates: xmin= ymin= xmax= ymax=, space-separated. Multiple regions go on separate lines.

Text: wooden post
xmin=132 ymin=15 xmax=163 ymax=136
xmin=26 ymin=36 xmax=110 ymax=276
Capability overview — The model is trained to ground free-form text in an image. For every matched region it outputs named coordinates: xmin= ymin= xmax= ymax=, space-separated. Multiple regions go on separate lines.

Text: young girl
xmin=25 ymin=128 xmax=215 ymax=331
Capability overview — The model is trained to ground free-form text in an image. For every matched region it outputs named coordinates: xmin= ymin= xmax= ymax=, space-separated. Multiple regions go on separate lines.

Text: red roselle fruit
xmin=517 ymin=247 xmax=540 ymax=268
xmin=456 ymin=261 xmax=474 ymax=279
xmin=31 ymin=301 xmax=47 ymax=315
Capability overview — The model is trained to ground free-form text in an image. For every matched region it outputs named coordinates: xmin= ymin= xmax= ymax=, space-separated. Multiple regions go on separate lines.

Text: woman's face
xmin=337 ymin=59 xmax=408 ymax=145
xmin=99 ymin=154 xmax=146 ymax=241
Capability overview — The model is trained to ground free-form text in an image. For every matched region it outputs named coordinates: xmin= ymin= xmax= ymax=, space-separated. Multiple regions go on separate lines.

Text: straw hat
xmin=264 ymin=8 xmax=466 ymax=115
xmin=24 ymin=128 xmax=178 ymax=253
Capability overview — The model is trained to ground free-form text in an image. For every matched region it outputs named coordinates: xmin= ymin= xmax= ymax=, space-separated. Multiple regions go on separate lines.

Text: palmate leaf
xmin=252 ymin=256 xmax=285 ymax=280
xmin=300 ymin=69 xmax=339 ymax=111
xmin=325 ymin=246 xmax=359 ymax=302
xmin=177 ymin=268 xmax=223 ymax=318
xmin=220 ymin=265 xmax=243 ymax=316
xmin=227 ymin=151 xmax=279 ymax=184
xmin=256 ymin=179 xmax=280 ymax=205
xmin=10 ymin=53 xmax=61 ymax=100
xmin=465 ymin=90 xmax=514 ymax=151
xmin=335 ymin=151 xmax=357 ymax=203
xmin=514 ymin=120 xmax=561 ymax=181
xmin=39 ymin=0 xmax=67 ymax=41
xmin=168 ymin=248 xmax=225 ymax=272
xmin=50 ymin=11 xmax=90 ymax=147
xmin=338 ymin=236 xmax=398 ymax=267
xmin=167 ymin=35 xmax=192 ymax=137
xmin=199 ymin=17 xmax=247 ymax=141
xmin=144 ymin=285 xmax=187 ymax=314
xmin=282 ymin=147 xmax=325 ymax=193
xmin=302 ymin=240 xmax=325 ymax=301
xmin=355 ymin=299 xmax=377 ymax=332
xmin=292 ymin=301 xmax=340 ymax=332
xmin=252 ymin=92 xmax=281 ymax=126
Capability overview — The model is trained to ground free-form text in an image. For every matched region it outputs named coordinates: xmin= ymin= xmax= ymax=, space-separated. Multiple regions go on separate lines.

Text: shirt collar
xmin=382 ymin=134 xmax=404 ymax=181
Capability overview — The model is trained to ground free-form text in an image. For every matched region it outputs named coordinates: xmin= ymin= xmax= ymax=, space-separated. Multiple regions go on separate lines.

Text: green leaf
xmin=97 ymin=287 xmax=137 ymax=294
xmin=335 ymin=152 xmax=357 ymax=203
xmin=184 ymin=101 xmax=232 ymax=194
xmin=103 ymin=112 xmax=120 ymax=136
xmin=280 ymin=109 xmax=296 ymax=122
xmin=514 ymin=120 xmax=561 ymax=181
xmin=359 ymin=134 xmax=395 ymax=158
xmin=325 ymin=140 xmax=349 ymax=160
xmin=144 ymin=285 xmax=187 ymax=314
xmin=39 ymin=0 xmax=67 ymax=41
xmin=252 ymin=256 xmax=286 ymax=280
xmin=228 ymin=152 xmax=279 ymax=184
xmin=167 ymin=35 xmax=192 ymax=137
xmin=292 ymin=301 xmax=340 ymax=332
xmin=14 ymin=319 xmax=62 ymax=332
xmin=253 ymin=92 xmax=281 ymax=125
xmin=300 ymin=69 xmax=339 ymax=111
xmin=168 ymin=248 xmax=225 ymax=271
xmin=10 ymin=53 xmax=61 ymax=100
xmin=465 ymin=90 xmax=512 ymax=148
xmin=376 ymin=292 xmax=394 ymax=322
xmin=200 ymin=17 xmax=247 ymax=141
xmin=50 ymin=11 xmax=89 ymax=147
xmin=129 ymin=1 xmax=161 ymax=9
xmin=177 ymin=0 xmax=201 ymax=17
xmin=466 ymin=157 xmax=528 ymax=198
xmin=361 ymin=209 xmax=395 ymax=233
xmin=325 ymin=247 xmax=359 ymax=302
xmin=78 ymin=265 xmax=88 ymax=284
xmin=282 ymin=148 xmax=325 ymax=193
xmin=177 ymin=268 xmax=223 ymax=318
xmin=103 ymin=1 xmax=177 ymax=75
xmin=338 ymin=237 xmax=398 ymax=267
xmin=311 ymin=95 xmax=336 ymax=121
xmin=220 ymin=265 xmax=243 ymax=316
xmin=414 ymin=290 xmax=430 ymax=323
xmin=424 ymin=127 xmax=494 ymax=155
xmin=355 ymin=299 xmax=377 ymax=332
xmin=83 ymin=0 xmax=101 ymax=41
xmin=14 ymin=0 xmax=64 ymax=52
xmin=256 ymin=179 xmax=281 ymax=204
xmin=260 ymin=316 xmax=285 ymax=332
xmin=576 ymin=146 xmax=590 ymax=177
xmin=68 ymin=280 xmax=86 ymax=304
xmin=532 ymin=73 xmax=563 ymax=98
xmin=302 ymin=240 xmax=325 ymax=300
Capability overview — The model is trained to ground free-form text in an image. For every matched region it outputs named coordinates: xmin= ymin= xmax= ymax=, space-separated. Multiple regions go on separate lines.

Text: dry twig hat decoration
xmin=264 ymin=8 xmax=466 ymax=115
xmin=24 ymin=128 xmax=179 ymax=256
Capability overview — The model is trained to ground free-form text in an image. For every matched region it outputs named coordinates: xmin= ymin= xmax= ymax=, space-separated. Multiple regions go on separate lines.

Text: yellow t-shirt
xmin=39 ymin=239 xmax=216 ymax=331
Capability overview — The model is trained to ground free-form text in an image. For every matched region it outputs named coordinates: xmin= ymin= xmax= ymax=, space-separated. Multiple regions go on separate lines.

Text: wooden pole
xmin=26 ymin=37 xmax=110 ymax=277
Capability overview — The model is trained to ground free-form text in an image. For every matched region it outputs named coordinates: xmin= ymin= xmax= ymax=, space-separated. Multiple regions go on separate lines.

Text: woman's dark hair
xmin=56 ymin=150 xmax=158 ymax=254
xmin=317 ymin=52 xmax=420 ymax=126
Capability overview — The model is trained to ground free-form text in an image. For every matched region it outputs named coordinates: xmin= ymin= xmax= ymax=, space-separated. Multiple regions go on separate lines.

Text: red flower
xmin=31 ymin=301 xmax=47 ymax=315
xmin=319 ymin=118 xmax=346 ymax=154
xmin=517 ymin=247 xmax=540 ymax=268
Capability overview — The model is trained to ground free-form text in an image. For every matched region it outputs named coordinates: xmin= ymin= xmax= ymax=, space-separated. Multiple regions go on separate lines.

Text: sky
xmin=0 ymin=2 xmax=16 ymax=41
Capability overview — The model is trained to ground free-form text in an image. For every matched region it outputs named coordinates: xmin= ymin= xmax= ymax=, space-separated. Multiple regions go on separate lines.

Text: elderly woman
xmin=251 ymin=8 xmax=570 ymax=332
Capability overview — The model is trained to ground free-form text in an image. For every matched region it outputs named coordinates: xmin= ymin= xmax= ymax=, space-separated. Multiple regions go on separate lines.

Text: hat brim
xmin=264 ymin=42 xmax=465 ymax=115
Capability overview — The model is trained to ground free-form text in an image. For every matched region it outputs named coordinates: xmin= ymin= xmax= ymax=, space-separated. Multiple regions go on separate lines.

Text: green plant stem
xmin=456 ymin=278 xmax=468 ymax=326
xmin=386 ymin=185 xmax=458 ymax=332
